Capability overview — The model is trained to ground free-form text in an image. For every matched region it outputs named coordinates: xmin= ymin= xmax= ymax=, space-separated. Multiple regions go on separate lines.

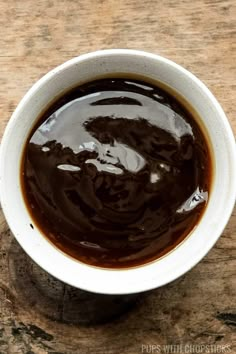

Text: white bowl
xmin=1 ymin=49 xmax=235 ymax=294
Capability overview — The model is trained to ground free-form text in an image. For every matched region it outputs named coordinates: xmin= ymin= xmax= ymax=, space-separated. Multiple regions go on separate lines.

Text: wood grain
xmin=0 ymin=0 xmax=235 ymax=353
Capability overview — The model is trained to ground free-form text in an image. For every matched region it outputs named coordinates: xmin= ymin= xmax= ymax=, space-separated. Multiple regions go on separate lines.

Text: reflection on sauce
xmin=22 ymin=78 xmax=211 ymax=268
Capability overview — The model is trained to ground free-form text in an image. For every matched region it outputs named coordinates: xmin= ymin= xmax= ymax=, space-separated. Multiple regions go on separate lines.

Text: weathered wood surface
xmin=0 ymin=0 xmax=235 ymax=353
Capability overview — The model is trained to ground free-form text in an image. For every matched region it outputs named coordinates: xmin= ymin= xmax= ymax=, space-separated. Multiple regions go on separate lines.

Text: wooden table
xmin=0 ymin=1 xmax=235 ymax=353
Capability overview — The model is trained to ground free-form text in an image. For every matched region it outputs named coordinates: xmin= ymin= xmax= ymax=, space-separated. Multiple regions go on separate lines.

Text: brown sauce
xmin=21 ymin=78 xmax=211 ymax=268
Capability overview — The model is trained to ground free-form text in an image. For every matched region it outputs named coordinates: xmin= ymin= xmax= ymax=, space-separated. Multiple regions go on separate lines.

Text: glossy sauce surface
xmin=21 ymin=78 xmax=211 ymax=268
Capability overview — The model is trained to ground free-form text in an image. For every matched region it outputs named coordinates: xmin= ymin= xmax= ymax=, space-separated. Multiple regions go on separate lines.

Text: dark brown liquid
xmin=21 ymin=78 xmax=211 ymax=268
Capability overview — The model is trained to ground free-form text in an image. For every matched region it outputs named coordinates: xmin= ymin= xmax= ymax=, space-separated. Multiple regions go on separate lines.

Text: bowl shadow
xmin=8 ymin=238 xmax=142 ymax=325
